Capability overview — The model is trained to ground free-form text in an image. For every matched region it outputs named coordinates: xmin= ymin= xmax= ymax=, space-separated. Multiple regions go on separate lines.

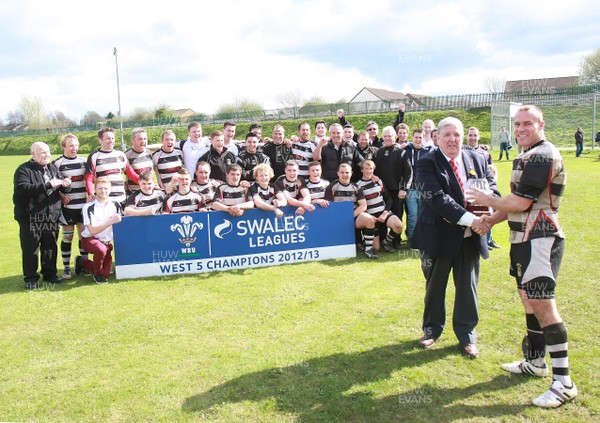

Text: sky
xmin=0 ymin=0 xmax=597 ymax=123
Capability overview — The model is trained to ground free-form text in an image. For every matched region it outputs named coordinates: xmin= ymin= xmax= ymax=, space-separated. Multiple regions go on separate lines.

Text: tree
xmin=106 ymin=112 xmax=115 ymax=120
xmin=302 ymin=96 xmax=327 ymax=106
xmin=579 ymin=48 xmax=600 ymax=85
xmin=48 ymin=110 xmax=76 ymax=128
xmin=18 ymin=95 xmax=47 ymax=130
xmin=7 ymin=109 xmax=26 ymax=125
xmin=81 ymin=111 xmax=104 ymax=126
xmin=215 ymin=99 xmax=264 ymax=120
xmin=128 ymin=107 xmax=153 ymax=122
xmin=277 ymin=90 xmax=304 ymax=110
xmin=154 ymin=103 xmax=174 ymax=119
xmin=483 ymin=75 xmax=506 ymax=93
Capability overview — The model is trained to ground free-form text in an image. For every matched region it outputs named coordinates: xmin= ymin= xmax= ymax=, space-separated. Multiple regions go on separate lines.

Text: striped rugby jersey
xmin=192 ymin=180 xmax=221 ymax=209
xmin=249 ymin=181 xmax=281 ymax=205
xmin=292 ymin=140 xmax=316 ymax=178
xmin=275 ymin=175 xmax=307 ymax=200
xmin=213 ymin=183 xmax=250 ymax=207
xmin=53 ymin=155 xmax=87 ymax=210
xmin=125 ymin=148 xmax=153 ymax=192
xmin=325 ymin=180 xmax=365 ymax=209
xmin=508 ymin=140 xmax=565 ymax=243
xmin=152 ymin=148 xmax=184 ymax=188
xmin=125 ymin=189 xmax=165 ymax=215
xmin=165 ymin=190 xmax=205 ymax=213
xmin=355 ymin=178 xmax=387 ymax=216
xmin=305 ymin=178 xmax=330 ymax=201
xmin=86 ymin=149 xmax=130 ymax=204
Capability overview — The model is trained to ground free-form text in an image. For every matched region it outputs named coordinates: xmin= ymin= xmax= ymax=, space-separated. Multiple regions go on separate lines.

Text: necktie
xmin=449 ymin=159 xmax=465 ymax=196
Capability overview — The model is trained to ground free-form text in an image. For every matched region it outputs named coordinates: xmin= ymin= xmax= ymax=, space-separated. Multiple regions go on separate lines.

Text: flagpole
xmin=114 ymin=47 xmax=126 ymax=151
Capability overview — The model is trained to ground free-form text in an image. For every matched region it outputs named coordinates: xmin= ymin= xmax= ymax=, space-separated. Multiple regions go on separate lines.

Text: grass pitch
xmin=0 ymin=154 xmax=598 ymax=422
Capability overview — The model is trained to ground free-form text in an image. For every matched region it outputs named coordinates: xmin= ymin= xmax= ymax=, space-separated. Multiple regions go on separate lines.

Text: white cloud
xmin=0 ymin=0 xmax=597 ymax=122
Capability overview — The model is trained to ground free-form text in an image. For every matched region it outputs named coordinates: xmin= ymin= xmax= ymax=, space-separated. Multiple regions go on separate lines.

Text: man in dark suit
xmin=13 ymin=142 xmax=72 ymax=289
xmin=411 ymin=117 xmax=499 ymax=359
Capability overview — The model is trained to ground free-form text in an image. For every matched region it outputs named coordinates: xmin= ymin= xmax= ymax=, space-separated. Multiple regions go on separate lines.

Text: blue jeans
xmin=576 ymin=143 xmax=583 ymax=157
xmin=498 ymin=142 xmax=510 ymax=160
xmin=406 ymin=189 xmax=419 ymax=241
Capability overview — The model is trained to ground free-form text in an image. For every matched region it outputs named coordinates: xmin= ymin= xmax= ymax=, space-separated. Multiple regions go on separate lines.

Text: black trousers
xmin=18 ymin=215 xmax=60 ymax=283
xmin=421 ymin=237 xmax=479 ymax=345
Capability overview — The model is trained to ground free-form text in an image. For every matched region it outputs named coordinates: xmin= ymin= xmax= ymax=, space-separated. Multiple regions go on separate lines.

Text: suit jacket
xmin=411 ymin=148 xmax=499 ymax=259
xmin=13 ymin=159 xmax=69 ymax=221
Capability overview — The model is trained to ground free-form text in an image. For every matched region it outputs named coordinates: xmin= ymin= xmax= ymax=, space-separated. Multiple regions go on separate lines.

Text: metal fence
xmin=2 ymin=84 xmax=600 ymax=138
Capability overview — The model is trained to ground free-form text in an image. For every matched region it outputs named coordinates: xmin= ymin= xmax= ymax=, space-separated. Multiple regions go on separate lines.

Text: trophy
xmin=466 ymin=178 xmax=492 ymax=216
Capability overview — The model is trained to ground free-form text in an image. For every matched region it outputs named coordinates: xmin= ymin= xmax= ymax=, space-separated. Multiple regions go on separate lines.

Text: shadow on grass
xmin=0 ymin=265 xmax=230 ymax=295
xmin=182 ymin=341 xmax=529 ymax=421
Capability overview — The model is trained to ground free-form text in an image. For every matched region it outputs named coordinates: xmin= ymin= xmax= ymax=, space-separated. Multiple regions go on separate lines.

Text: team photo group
xmin=13 ymin=104 xmax=577 ymax=408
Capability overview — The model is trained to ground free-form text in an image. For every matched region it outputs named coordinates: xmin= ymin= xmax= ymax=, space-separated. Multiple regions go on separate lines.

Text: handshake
xmin=466 ymin=186 xmax=495 ymax=235
xmin=471 ymin=215 xmax=493 ymax=235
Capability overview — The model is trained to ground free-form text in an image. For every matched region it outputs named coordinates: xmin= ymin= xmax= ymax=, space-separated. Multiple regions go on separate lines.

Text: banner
xmin=114 ymin=202 xmax=356 ymax=279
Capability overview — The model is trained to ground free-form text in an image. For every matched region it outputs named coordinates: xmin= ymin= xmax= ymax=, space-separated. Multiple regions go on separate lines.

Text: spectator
xmin=574 ymin=127 xmax=584 ymax=157
xmin=498 ymin=126 xmax=511 ymax=161
xmin=404 ymin=128 xmax=431 ymax=244
xmin=421 ymin=119 xmax=436 ymax=148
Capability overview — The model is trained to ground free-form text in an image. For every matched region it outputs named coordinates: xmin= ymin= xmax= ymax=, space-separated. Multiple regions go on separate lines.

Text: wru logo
xmin=170 ymin=215 xmax=203 ymax=247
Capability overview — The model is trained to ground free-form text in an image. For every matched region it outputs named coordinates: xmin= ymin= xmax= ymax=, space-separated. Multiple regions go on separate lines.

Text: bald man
xmin=14 ymin=142 xmax=72 ymax=289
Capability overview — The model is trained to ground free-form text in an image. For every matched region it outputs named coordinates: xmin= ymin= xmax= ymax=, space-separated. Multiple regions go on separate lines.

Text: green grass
xmin=1 ymin=154 xmax=599 ymax=422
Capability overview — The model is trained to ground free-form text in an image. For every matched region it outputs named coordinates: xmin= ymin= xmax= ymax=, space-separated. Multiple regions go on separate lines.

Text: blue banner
xmin=114 ymin=202 xmax=356 ymax=279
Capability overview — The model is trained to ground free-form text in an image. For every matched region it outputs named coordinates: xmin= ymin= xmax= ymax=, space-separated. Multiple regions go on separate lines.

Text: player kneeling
xmin=356 ymin=160 xmax=403 ymax=252
xmin=325 ymin=163 xmax=378 ymax=259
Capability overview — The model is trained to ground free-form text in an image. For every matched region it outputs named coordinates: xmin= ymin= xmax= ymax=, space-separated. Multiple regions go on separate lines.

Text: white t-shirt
xmin=81 ymin=199 xmax=121 ymax=242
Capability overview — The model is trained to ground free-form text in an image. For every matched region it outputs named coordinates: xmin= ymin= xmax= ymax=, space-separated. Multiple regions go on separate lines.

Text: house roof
xmin=504 ymin=76 xmax=579 ymax=93
xmin=173 ymin=108 xmax=196 ymax=116
xmin=350 ymin=87 xmax=408 ymax=102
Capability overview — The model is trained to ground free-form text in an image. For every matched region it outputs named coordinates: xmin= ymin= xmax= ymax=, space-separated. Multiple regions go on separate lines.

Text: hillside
xmin=0 ymin=104 xmax=596 ymax=155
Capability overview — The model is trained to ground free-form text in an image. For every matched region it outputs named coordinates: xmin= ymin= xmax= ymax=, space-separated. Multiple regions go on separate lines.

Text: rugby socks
xmin=363 ymin=228 xmax=376 ymax=250
xmin=544 ymin=322 xmax=573 ymax=387
xmin=61 ymin=230 xmax=74 ymax=269
xmin=355 ymin=228 xmax=363 ymax=246
xmin=79 ymin=240 xmax=88 ymax=260
xmin=384 ymin=231 xmax=396 ymax=246
xmin=526 ymin=313 xmax=546 ymax=367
